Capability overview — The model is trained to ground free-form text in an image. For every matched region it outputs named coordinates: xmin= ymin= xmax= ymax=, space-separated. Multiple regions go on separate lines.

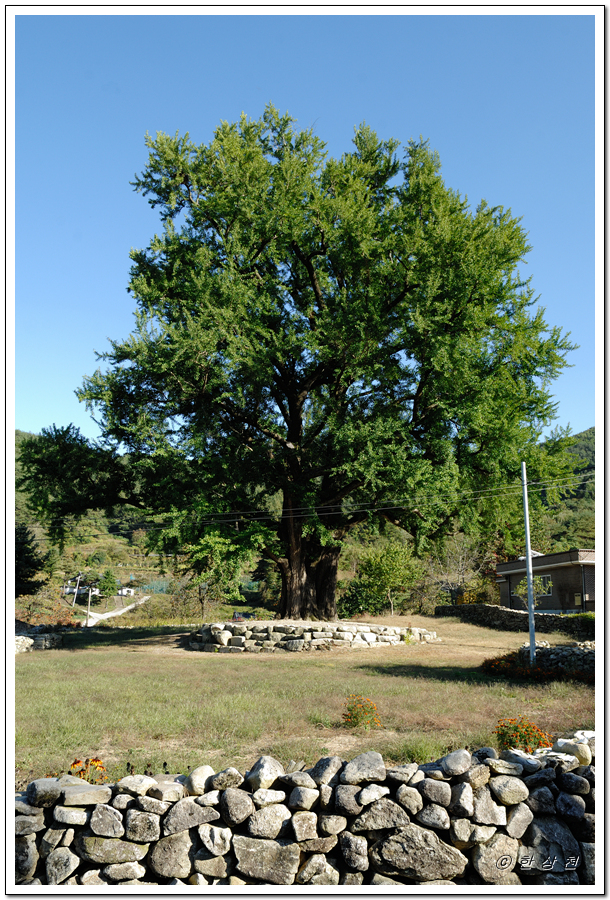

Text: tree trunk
xmin=276 ymin=505 xmax=340 ymax=620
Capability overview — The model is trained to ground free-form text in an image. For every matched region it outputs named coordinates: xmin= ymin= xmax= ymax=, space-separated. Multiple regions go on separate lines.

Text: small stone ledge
xmin=435 ymin=604 xmax=595 ymax=640
xmin=188 ymin=620 xmax=441 ymax=653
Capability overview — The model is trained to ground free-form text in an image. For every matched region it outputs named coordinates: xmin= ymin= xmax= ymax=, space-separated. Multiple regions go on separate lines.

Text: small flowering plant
xmin=69 ymin=757 xmax=108 ymax=784
xmin=342 ymin=694 xmax=382 ymax=730
xmin=494 ymin=716 xmax=553 ymax=753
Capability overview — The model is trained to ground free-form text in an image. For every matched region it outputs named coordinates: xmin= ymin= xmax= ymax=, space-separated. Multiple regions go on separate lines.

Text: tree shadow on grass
xmin=60 ymin=627 xmax=192 ymax=652
xmin=354 ymin=661 xmax=539 ymax=688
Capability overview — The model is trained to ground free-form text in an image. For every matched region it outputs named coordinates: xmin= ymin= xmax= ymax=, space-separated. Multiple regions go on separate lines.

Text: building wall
xmin=498 ymin=565 xmax=595 ymax=613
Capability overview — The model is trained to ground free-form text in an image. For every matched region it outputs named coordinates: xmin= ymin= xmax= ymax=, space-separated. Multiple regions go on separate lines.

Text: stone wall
xmin=189 ymin=620 xmax=440 ymax=653
xmin=15 ymin=735 xmax=595 ymax=886
xmin=14 ymin=633 xmax=63 ymax=654
xmin=435 ymin=604 xmax=595 ymax=640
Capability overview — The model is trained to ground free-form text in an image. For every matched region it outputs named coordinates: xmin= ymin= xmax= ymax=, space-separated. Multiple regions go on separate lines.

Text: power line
xmin=24 ymin=472 xmax=595 ymax=545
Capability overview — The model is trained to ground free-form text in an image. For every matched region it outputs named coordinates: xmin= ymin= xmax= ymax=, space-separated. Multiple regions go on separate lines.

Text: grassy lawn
xmin=14 ymin=615 xmax=594 ymax=790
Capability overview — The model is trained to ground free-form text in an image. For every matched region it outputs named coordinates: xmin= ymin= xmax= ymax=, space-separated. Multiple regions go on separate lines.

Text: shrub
xmin=69 ymin=757 xmax=108 ymax=783
xmin=480 ymin=650 xmax=594 ymax=685
xmin=493 ymin=716 xmax=553 ymax=753
xmin=342 ymin=694 xmax=382 ymax=730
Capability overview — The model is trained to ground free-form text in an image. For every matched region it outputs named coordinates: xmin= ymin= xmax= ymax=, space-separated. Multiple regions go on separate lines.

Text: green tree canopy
xmin=15 ymin=523 xmax=48 ymax=597
xmin=97 ymin=569 xmax=119 ymax=598
xmin=18 ymin=106 xmax=577 ymax=619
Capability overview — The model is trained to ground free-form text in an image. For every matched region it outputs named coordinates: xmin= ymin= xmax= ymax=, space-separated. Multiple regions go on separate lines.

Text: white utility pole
xmin=521 ymin=462 xmax=536 ymax=666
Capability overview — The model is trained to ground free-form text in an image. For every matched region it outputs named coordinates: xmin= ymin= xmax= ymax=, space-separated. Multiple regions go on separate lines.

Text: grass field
xmin=14 ymin=614 xmax=594 ymax=790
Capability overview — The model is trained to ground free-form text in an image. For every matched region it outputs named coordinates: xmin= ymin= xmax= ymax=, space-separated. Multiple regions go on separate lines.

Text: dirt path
xmin=84 ymin=596 xmax=151 ymax=626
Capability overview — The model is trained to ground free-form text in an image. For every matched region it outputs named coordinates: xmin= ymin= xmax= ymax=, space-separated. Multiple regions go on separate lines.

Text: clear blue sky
xmin=14 ymin=11 xmax=598 ymax=442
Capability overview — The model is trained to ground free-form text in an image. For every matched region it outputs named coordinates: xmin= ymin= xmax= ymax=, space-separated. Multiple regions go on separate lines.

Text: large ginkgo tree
xmin=19 ymin=105 xmax=576 ymax=620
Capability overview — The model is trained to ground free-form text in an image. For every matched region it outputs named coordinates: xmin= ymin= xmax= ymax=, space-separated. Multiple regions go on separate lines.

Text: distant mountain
xmin=547 ymin=426 xmax=595 ymax=549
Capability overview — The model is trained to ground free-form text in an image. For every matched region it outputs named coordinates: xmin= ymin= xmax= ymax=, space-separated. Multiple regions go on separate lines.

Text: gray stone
xmin=580 ymin=841 xmax=595 ymax=885
xmin=252 ymin=788 xmax=286 ymax=807
xmin=184 ymin=764 xmax=215 ymax=796
xmin=556 ymin=791 xmax=586 ymax=819
xmin=369 ymin=873 xmax=404 ymax=885
xmin=45 ymin=847 xmax=81 ymax=884
xmin=571 ymin=812 xmax=595 ymax=842
xmin=26 ymin=778 xmax=63 ymax=808
xmin=307 ymin=859 xmax=341 ymax=885
xmin=112 ymin=793 xmax=134 ymax=811
xmin=15 ymin=833 xmax=38 ymax=882
xmin=449 ymin=817 xmax=487 ymax=850
xmin=220 ymin=788 xmax=255 ymax=826
xmin=472 ymin=833 xmax=519 ymax=883
xmin=309 ymin=755 xmax=344 ymax=785
xmin=439 ymin=748 xmax=472 ymax=776
xmin=198 ymin=823 xmax=232 ymax=856
xmin=518 ymin=815 xmax=581 ymax=871
xmin=472 ymin=785 xmax=507 ymax=826
xmin=334 ymin=784 xmax=363 ymax=816
xmin=416 ymin=803 xmax=450 ymax=829
xmin=147 ymin=781 xmax=185 ymax=802
xmin=396 ymin=784 xmax=424 ymax=815
xmin=485 ymin=758 xmax=523 ymax=776
xmin=193 ymin=848 xmax=232 ymax=878
xmin=115 ymin=774 xmax=157 ymax=797
xmin=472 ymin=747 xmax=498 ymax=762
xmin=419 ymin=777 xmax=451 ymax=806
xmin=195 ymin=790 xmax=221 ymax=807
xmin=385 ymin=763 xmax=419 ymax=784
xmin=291 ymin=810 xmax=318 ymax=841
xmin=60 ymin=827 xmax=75 ymax=847
xmin=530 ymin=871 xmax=580 ymax=884
xmin=287 ymin=785 xmax=319 ymax=810
xmin=15 ymin=814 xmax=45 ymax=835
xmin=557 ymin=771 xmax=590 ymax=794
xmin=296 ymin=853 xmax=326 ymax=884
xmin=369 ymin=824 xmax=468 ymax=881
xmin=188 ymin=873 xmax=209 ymax=885
xmin=102 ymin=861 xmax=146 ymax=881
xmin=246 ymin=756 xmax=285 ymax=791
xmin=341 ymin=751 xmax=386 ymax=785
xmin=319 ymin=814 xmax=347 ymax=835
xmin=318 ymin=783 xmax=333 ymax=810
xmin=15 ymin=798 xmax=42 ymax=816
xmin=448 ymin=782 xmax=474 ymax=817
xmin=53 ymin=805 xmax=89 ymax=826
xmin=164 ymin=796 xmax=220 ymax=834
xmin=125 ymin=808 xmax=161 ymax=842
xmin=298 ymin=835 xmax=337 ymax=853
xmin=340 ymin=831 xmax=369 ymax=871
xmin=500 ymin=748 xmax=542 ymax=775
xmin=40 ymin=827 xmax=66 ymax=857
xmin=233 ymin=835 xmax=301 ymax=885
xmin=79 ymin=869 xmax=109 ymax=884
xmin=489 ymin=775 xmax=529 ymax=805
xmin=552 ymin=739 xmax=592 ymax=766
xmin=357 ymin=783 xmax=390 ymax=805
xmin=280 ymin=770 xmax=317 ymax=789
xmin=340 ymin=871 xmax=364 ymax=884
xmin=247 ymin=803 xmax=292 ymax=839
xmin=75 ymin=833 xmax=149 ymax=864
xmin=505 ymin=802 xmax=534 ymax=839
xmin=524 ymin=767 xmax=556 ymax=789
xmin=455 ymin=764 xmax=490 ymax=789
xmin=284 ymin=639 xmax=305 ymax=651
xmin=136 ymin=795 xmax=171 ymax=815
xmin=208 ymin=767 xmax=244 ymax=790
xmin=147 ymin=828 xmax=197 ymax=879
xmin=89 ymin=804 xmax=124 ymax=838
xmin=351 ymin=798 xmax=411 ymax=832
xmin=526 ymin=786 xmax=556 ymax=815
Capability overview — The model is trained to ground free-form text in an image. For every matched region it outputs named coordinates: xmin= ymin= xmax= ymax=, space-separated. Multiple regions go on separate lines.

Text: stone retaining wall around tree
xmin=435 ymin=604 xmax=595 ymax=640
xmin=189 ymin=620 xmax=440 ymax=653
xmin=15 ymin=735 xmax=595 ymax=886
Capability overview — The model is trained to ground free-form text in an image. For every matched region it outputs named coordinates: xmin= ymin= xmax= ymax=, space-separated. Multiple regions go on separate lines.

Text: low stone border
xmin=15 ymin=733 xmax=595 ymax=886
xmin=15 ymin=634 xmax=63 ymax=654
xmin=189 ymin=620 xmax=441 ymax=653
xmin=435 ymin=604 xmax=595 ymax=640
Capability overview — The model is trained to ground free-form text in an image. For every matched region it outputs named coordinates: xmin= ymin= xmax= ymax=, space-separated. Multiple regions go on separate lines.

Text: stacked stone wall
xmin=189 ymin=620 xmax=441 ymax=653
xmin=15 ymin=736 xmax=595 ymax=886
xmin=435 ymin=604 xmax=595 ymax=640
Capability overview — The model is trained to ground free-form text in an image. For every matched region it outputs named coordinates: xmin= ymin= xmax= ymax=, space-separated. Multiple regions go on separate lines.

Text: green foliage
xmin=15 ymin=523 xmax=48 ymax=596
xmin=339 ymin=541 xmax=422 ymax=616
xmin=17 ymin=108 xmax=577 ymax=619
xmin=342 ymin=694 xmax=382 ymax=730
xmin=97 ymin=569 xmax=119 ymax=598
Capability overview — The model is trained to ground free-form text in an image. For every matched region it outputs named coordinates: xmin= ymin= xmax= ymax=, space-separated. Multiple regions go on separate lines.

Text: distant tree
xmin=15 ymin=523 xmax=48 ymax=596
xmin=18 ymin=106 xmax=577 ymax=620
xmin=97 ymin=569 xmax=119 ymax=598
xmin=339 ymin=542 xmax=422 ymax=617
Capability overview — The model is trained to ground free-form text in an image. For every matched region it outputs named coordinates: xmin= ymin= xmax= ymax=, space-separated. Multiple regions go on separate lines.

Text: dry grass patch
xmin=15 ymin=615 xmax=594 ymax=789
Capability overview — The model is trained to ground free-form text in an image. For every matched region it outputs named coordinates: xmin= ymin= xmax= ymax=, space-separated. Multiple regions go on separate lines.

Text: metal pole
xmin=521 ymin=462 xmax=536 ymax=666
xmin=86 ymin=586 xmax=92 ymax=628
